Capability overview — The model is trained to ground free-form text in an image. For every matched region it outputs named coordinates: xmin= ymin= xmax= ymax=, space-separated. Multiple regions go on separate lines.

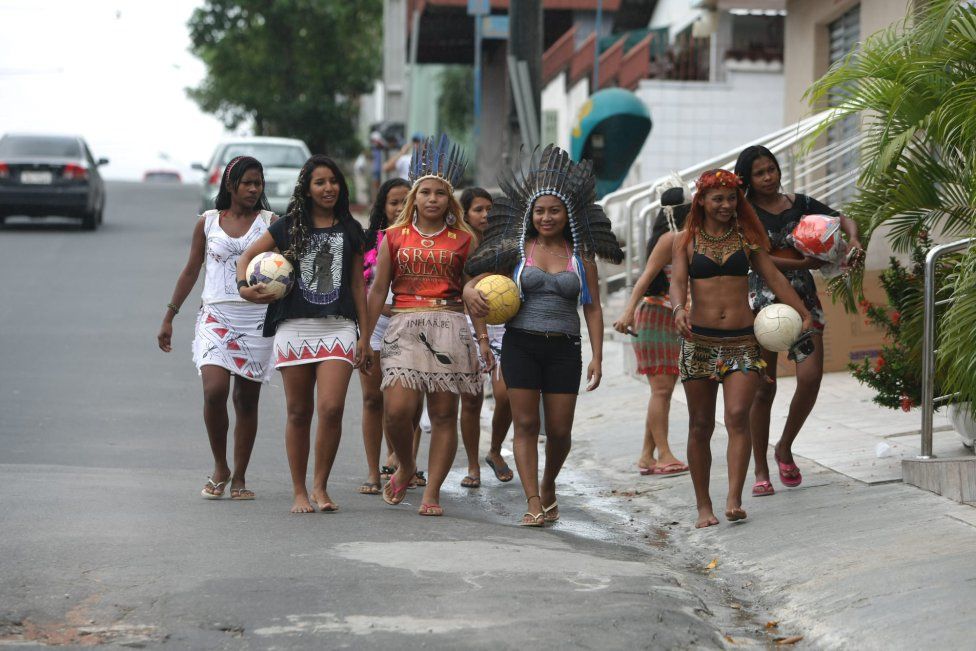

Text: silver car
xmin=193 ymin=137 xmax=311 ymax=215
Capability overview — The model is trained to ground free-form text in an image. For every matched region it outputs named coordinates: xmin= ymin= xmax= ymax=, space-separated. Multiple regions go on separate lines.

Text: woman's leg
xmin=421 ymin=390 xmax=461 ymax=508
xmin=748 ymin=349 xmax=778 ymax=483
xmin=459 ymin=389 xmax=484 ymax=486
xmin=486 ymin=374 xmax=514 ymax=480
xmin=229 ymin=375 xmax=262 ymax=493
xmin=776 ymin=334 xmax=824 ymax=465
xmin=359 ymin=349 xmax=384 ymax=489
xmin=638 ymin=374 xmax=658 ymax=470
xmin=648 ymin=373 xmax=682 ymax=468
xmin=508 ymin=387 xmax=543 ymax=522
xmin=310 ymin=360 xmax=355 ymax=510
xmin=200 ymin=366 xmax=232 ymax=493
xmin=280 ymin=364 xmax=317 ymax=513
xmin=722 ymin=370 xmax=761 ymax=520
xmin=383 ymin=383 xmax=423 ymax=498
xmin=683 ymin=378 xmax=720 ymax=528
xmin=539 ymin=392 xmax=578 ymax=519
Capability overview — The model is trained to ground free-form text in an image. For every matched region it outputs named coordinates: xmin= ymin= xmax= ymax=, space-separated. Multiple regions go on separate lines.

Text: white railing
xmin=598 ymin=110 xmax=861 ymax=291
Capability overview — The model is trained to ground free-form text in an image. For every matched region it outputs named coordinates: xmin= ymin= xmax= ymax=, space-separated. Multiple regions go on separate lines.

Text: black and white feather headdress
xmin=465 ymin=144 xmax=623 ymax=303
xmin=409 ymin=133 xmax=467 ymax=190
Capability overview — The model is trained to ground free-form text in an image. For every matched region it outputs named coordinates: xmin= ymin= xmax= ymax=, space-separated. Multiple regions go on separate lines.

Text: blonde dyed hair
xmin=388 ymin=177 xmax=477 ymax=243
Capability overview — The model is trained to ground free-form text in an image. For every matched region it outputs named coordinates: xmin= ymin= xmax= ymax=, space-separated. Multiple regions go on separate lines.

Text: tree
xmin=805 ymin=0 xmax=976 ymax=414
xmin=187 ymin=0 xmax=382 ymax=158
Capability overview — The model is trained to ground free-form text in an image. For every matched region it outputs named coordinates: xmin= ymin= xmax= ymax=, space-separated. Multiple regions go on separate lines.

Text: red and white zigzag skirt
xmin=192 ymin=303 xmax=274 ymax=382
xmin=272 ymin=317 xmax=357 ymax=369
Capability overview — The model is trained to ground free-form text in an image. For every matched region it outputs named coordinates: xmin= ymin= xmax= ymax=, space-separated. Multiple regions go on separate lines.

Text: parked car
xmin=0 ymin=133 xmax=108 ymax=230
xmin=192 ymin=137 xmax=311 ymax=215
xmin=143 ymin=169 xmax=182 ymax=183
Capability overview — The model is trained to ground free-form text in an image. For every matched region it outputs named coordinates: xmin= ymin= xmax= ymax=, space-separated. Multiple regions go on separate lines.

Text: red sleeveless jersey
xmin=384 ymin=223 xmax=474 ymax=311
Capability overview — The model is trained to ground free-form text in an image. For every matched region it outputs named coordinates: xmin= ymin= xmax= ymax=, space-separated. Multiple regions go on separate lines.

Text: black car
xmin=0 ymin=134 xmax=108 ymax=230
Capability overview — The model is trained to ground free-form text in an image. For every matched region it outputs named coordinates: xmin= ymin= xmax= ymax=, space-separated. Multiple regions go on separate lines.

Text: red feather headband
xmin=694 ymin=169 xmax=743 ymax=191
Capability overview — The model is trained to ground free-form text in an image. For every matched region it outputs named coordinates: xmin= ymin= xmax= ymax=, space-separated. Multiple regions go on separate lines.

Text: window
xmin=220 ymin=144 xmax=307 ymax=169
xmin=0 ymin=136 xmax=82 ymax=158
xmin=826 ymin=4 xmax=861 ymax=206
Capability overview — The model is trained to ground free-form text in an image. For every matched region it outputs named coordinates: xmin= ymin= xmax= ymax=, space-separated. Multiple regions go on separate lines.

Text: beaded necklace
xmin=695 ymin=222 xmax=743 ymax=263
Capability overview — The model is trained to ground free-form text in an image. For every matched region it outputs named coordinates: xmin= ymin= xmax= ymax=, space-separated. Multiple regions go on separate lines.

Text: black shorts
xmin=501 ymin=328 xmax=582 ymax=394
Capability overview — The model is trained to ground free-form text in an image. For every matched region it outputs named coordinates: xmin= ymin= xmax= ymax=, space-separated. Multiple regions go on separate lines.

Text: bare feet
xmin=695 ymin=506 xmax=720 ymax=529
xmin=725 ymin=497 xmax=747 ymax=522
xmin=291 ymin=492 xmax=315 ymax=514
xmin=311 ymin=489 xmax=338 ymax=512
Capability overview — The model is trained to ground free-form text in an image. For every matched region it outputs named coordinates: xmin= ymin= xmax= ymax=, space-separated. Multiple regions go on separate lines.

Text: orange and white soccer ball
xmin=754 ymin=304 xmax=802 ymax=352
xmin=248 ymin=252 xmax=294 ymax=300
xmin=476 ymin=274 xmax=521 ymax=325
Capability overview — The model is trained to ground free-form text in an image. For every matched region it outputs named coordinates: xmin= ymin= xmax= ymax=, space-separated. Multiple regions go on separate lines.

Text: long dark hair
xmin=525 ymin=195 xmax=574 ymax=245
xmin=366 ymin=177 xmax=410 ymax=251
xmin=214 ymin=156 xmax=270 ymax=211
xmin=733 ymin=145 xmax=781 ymax=197
xmin=284 ymin=155 xmax=364 ymax=260
xmin=460 ymin=186 xmax=492 ymax=215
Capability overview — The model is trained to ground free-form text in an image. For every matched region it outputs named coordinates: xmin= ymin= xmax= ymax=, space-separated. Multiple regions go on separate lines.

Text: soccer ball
xmin=754 ymin=304 xmax=802 ymax=352
xmin=475 ymin=274 xmax=521 ymax=325
xmin=248 ymin=252 xmax=294 ymax=300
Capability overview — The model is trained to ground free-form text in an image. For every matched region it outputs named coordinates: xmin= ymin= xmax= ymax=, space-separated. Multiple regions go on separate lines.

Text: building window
xmin=826 ymin=4 xmax=861 ymax=206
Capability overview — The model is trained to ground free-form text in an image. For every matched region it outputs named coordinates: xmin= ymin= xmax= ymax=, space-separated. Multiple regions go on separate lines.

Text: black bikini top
xmin=688 ymin=233 xmax=750 ymax=279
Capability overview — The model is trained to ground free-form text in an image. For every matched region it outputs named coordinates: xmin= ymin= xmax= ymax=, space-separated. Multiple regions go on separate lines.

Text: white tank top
xmin=200 ymin=209 xmax=273 ymax=305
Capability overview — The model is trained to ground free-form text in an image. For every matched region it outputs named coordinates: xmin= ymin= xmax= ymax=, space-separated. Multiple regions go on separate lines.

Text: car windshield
xmin=219 ymin=144 xmax=306 ymax=169
xmin=0 ymin=136 xmax=82 ymax=158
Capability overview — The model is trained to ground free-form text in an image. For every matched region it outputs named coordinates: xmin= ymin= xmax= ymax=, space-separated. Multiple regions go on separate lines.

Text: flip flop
xmin=653 ymin=462 xmax=689 ymax=476
xmin=409 ymin=471 xmax=427 ymax=488
xmin=383 ymin=474 xmax=410 ymax=505
xmin=638 ymin=465 xmax=655 ymax=476
xmin=418 ymin=503 xmax=443 ymax=516
xmin=485 ymin=456 xmax=514 ymax=482
xmin=775 ymin=451 xmax=802 ymax=487
xmin=543 ymin=501 xmax=559 ymax=523
xmin=229 ymin=487 xmax=255 ymax=500
xmin=200 ymin=477 xmax=228 ymax=499
xmin=751 ymin=480 xmax=775 ymax=497
xmin=358 ymin=482 xmax=381 ymax=495
xmin=520 ymin=495 xmax=545 ymax=527
xmin=460 ymin=475 xmax=481 ymax=488
xmin=380 ymin=465 xmax=396 ymax=480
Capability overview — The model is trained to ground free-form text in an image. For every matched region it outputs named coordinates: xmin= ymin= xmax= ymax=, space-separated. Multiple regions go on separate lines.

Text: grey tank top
xmin=509 ymin=265 xmax=581 ymax=335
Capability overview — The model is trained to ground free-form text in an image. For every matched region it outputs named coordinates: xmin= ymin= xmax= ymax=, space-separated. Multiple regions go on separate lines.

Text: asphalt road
xmin=0 ymin=182 xmax=746 ymax=649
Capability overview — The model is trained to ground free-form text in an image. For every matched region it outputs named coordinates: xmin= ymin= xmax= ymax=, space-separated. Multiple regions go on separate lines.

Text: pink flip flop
xmin=775 ymin=452 xmax=802 ymax=488
xmin=653 ymin=462 xmax=689 ymax=476
xmin=752 ymin=480 xmax=775 ymax=497
xmin=383 ymin=474 xmax=409 ymax=505
xmin=638 ymin=465 xmax=655 ymax=476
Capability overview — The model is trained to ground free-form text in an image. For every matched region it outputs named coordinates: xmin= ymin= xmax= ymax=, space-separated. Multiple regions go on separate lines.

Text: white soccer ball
xmin=248 ymin=252 xmax=294 ymax=300
xmin=754 ymin=304 xmax=802 ymax=352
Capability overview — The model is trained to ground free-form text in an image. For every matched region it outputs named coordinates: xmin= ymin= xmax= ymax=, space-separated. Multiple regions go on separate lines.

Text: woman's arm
xmin=581 ymin=258 xmax=603 ymax=392
xmin=349 ymin=251 xmax=368 ymax=369
xmin=770 ymin=255 xmax=826 ymax=272
xmin=462 ymin=272 xmax=496 ymax=372
xmin=462 ymin=272 xmax=494 ymax=318
xmin=669 ymin=235 xmax=692 ymax=338
xmin=365 ymin=237 xmax=394 ymax=347
xmin=157 ymin=218 xmax=207 ymax=352
xmin=839 ymin=214 xmax=862 ymax=251
xmin=235 ymin=231 xmax=278 ymax=304
xmin=613 ymin=232 xmax=675 ymax=335
xmin=751 ymin=249 xmax=814 ymax=332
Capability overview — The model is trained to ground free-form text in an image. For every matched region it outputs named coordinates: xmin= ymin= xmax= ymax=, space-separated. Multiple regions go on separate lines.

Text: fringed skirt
xmin=633 ymin=301 xmax=679 ymax=376
xmin=380 ymin=310 xmax=481 ymax=395
xmin=679 ymin=325 xmax=766 ymax=383
xmin=192 ymin=302 xmax=274 ymax=383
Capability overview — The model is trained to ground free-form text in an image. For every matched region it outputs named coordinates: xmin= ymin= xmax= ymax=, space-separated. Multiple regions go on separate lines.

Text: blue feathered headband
xmin=409 ymin=134 xmax=467 ymax=190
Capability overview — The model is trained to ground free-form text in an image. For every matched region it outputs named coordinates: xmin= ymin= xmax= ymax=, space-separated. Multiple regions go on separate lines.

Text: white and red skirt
xmin=273 ymin=317 xmax=357 ymax=369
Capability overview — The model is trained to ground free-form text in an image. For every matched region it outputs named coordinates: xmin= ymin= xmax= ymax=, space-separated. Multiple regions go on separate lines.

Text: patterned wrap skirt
xmin=273 ymin=317 xmax=357 ymax=369
xmin=633 ymin=300 xmax=680 ymax=376
xmin=380 ymin=310 xmax=482 ymax=395
xmin=192 ymin=302 xmax=274 ymax=383
xmin=679 ymin=325 xmax=766 ymax=383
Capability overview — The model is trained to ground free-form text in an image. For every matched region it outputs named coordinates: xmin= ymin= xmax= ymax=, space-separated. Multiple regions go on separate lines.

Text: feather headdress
xmin=409 ymin=133 xmax=467 ymax=190
xmin=465 ymin=144 xmax=623 ymax=304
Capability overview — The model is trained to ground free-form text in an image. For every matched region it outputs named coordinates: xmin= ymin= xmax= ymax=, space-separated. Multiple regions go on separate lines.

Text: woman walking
xmin=458 ymin=187 xmax=515 ymax=487
xmin=669 ymin=169 xmax=812 ymax=528
xmin=237 ymin=155 xmax=367 ymax=513
xmin=465 ymin=145 xmax=623 ymax=526
xmin=157 ymin=156 xmax=274 ymax=500
xmin=365 ymin=135 xmax=486 ymax=516
xmin=733 ymin=146 xmax=862 ymax=496
xmin=359 ymin=178 xmax=410 ymax=495
xmin=613 ymin=183 xmax=690 ymax=477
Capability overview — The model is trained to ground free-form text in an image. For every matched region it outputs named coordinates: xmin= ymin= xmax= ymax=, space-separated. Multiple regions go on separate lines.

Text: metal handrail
xmin=919 ymin=237 xmax=975 ymax=459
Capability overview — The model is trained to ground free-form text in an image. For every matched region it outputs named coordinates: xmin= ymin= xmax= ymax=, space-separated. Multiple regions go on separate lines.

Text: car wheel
xmin=81 ymin=210 xmax=97 ymax=231
xmin=96 ymin=202 xmax=104 ymax=225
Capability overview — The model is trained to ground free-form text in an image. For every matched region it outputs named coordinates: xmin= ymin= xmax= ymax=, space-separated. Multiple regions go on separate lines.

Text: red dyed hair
xmin=681 ymin=169 xmax=770 ymax=251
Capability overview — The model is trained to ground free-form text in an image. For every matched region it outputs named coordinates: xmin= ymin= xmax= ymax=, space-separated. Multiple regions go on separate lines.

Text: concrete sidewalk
xmin=564 ymin=319 xmax=976 ymax=648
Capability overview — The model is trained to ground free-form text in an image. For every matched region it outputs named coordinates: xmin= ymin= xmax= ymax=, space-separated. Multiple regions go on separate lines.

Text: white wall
xmin=648 ymin=0 xmax=701 ymax=37
xmin=541 ymin=73 xmax=591 ymax=153
xmin=632 ymin=68 xmax=784 ymax=185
